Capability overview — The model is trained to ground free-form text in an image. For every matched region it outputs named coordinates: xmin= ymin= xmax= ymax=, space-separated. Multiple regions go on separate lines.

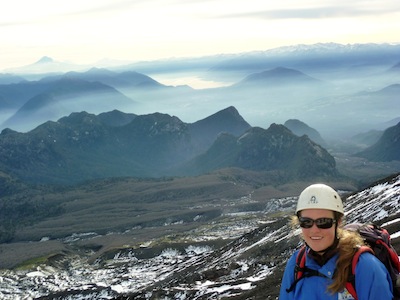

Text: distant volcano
xmin=35 ymin=56 xmax=54 ymax=64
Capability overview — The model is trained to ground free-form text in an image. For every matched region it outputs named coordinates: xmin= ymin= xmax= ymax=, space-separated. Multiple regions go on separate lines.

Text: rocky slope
xmin=0 ymin=173 xmax=398 ymax=299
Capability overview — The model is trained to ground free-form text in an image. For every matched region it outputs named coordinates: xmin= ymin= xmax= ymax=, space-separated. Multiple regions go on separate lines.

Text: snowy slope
xmin=345 ymin=174 xmax=400 ymax=224
xmin=0 ymin=174 xmax=399 ymax=299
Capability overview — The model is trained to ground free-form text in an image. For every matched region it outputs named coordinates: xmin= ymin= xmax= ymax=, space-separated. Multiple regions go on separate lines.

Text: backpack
xmin=345 ymin=223 xmax=400 ymax=299
xmin=286 ymin=223 xmax=400 ymax=300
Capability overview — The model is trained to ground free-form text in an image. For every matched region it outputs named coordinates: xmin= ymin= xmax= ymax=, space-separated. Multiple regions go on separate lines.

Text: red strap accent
xmin=347 ymin=246 xmax=374 ymax=299
xmin=381 ymin=227 xmax=390 ymax=236
xmin=345 ymin=282 xmax=358 ymax=300
xmin=351 ymin=246 xmax=374 ymax=274
xmin=296 ymin=246 xmax=307 ymax=279
xmin=376 ymin=239 xmax=400 ymax=271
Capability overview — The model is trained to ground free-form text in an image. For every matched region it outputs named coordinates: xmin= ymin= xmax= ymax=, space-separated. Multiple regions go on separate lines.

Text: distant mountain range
xmin=0 ymin=106 xmax=340 ymax=185
xmin=3 ymin=56 xmax=84 ymax=77
xmin=210 ymin=42 xmax=400 ymax=76
xmin=0 ymin=68 xmax=179 ymax=132
xmin=0 ymin=42 xmax=399 ymax=142
xmin=40 ymin=67 xmax=166 ymax=90
xmin=4 ymin=43 xmax=400 ymax=76
xmin=1 ymin=77 xmax=135 ymax=132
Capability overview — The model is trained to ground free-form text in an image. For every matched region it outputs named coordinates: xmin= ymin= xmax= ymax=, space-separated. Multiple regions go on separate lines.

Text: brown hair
xmin=328 ymin=228 xmax=364 ymax=293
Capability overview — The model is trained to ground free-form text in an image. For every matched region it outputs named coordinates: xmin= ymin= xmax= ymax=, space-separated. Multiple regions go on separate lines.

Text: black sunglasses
xmin=298 ymin=217 xmax=337 ymax=229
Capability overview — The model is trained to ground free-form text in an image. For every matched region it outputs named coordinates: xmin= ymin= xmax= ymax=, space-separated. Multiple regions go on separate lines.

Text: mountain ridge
xmin=356 ymin=122 xmax=400 ymax=161
xmin=284 ymin=119 xmax=326 ymax=146
xmin=188 ymin=106 xmax=251 ymax=153
xmin=0 ymin=107 xmax=340 ymax=185
xmin=237 ymin=66 xmax=321 ymax=87
xmin=1 ymin=77 xmax=136 ymax=132
xmin=179 ymin=124 xmax=337 ymax=179
xmin=210 ymin=42 xmax=400 ymax=73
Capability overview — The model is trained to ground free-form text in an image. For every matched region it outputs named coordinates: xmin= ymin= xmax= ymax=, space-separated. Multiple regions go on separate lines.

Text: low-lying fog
xmin=1 ymin=43 xmax=399 ymax=143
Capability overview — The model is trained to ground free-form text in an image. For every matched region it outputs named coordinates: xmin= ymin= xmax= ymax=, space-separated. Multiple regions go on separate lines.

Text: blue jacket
xmin=279 ymin=248 xmax=393 ymax=300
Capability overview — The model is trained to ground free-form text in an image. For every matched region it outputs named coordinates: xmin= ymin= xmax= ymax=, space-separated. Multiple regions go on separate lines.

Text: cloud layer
xmin=1 ymin=0 xmax=399 ymax=69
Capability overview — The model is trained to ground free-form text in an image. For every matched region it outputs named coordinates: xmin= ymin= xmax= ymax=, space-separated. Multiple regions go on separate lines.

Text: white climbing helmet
xmin=295 ymin=183 xmax=344 ymax=215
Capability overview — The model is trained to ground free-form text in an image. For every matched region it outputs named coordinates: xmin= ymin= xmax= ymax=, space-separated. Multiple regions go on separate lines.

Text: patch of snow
xmin=26 ymin=271 xmax=46 ymax=277
xmin=111 ymin=284 xmax=125 ymax=293
xmin=208 ymin=282 xmax=253 ymax=293
xmin=185 ymin=245 xmax=212 ymax=255
xmin=391 ymin=231 xmax=400 ymax=239
xmin=247 ymin=265 xmax=274 ymax=282
xmin=382 ymin=218 xmax=400 ymax=227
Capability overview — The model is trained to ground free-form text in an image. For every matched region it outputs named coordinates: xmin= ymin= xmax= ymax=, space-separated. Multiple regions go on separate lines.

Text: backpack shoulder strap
xmin=287 ymin=245 xmax=336 ymax=294
xmin=295 ymin=245 xmax=307 ymax=279
xmin=345 ymin=246 xmax=374 ymax=300
xmin=375 ymin=237 xmax=400 ymax=272
xmin=286 ymin=246 xmax=307 ymax=293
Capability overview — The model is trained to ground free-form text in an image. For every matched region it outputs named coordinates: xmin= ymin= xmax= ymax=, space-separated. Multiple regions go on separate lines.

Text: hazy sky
xmin=1 ymin=0 xmax=400 ymax=71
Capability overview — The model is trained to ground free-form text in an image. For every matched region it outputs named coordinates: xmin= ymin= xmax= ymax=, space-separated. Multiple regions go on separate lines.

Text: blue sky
xmin=1 ymin=0 xmax=400 ymax=70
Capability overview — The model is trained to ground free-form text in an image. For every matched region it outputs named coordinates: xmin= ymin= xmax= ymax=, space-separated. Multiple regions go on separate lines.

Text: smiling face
xmin=299 ymin=209 xmax=338 ymax=254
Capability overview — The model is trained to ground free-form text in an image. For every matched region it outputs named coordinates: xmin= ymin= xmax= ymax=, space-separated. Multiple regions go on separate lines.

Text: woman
xmin=279 ymin=183 xmax=393 ymax=300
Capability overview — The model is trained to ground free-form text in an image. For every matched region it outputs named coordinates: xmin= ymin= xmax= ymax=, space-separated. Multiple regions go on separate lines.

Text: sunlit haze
xmin=1 ymin=0 xmax=399 ymax=74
